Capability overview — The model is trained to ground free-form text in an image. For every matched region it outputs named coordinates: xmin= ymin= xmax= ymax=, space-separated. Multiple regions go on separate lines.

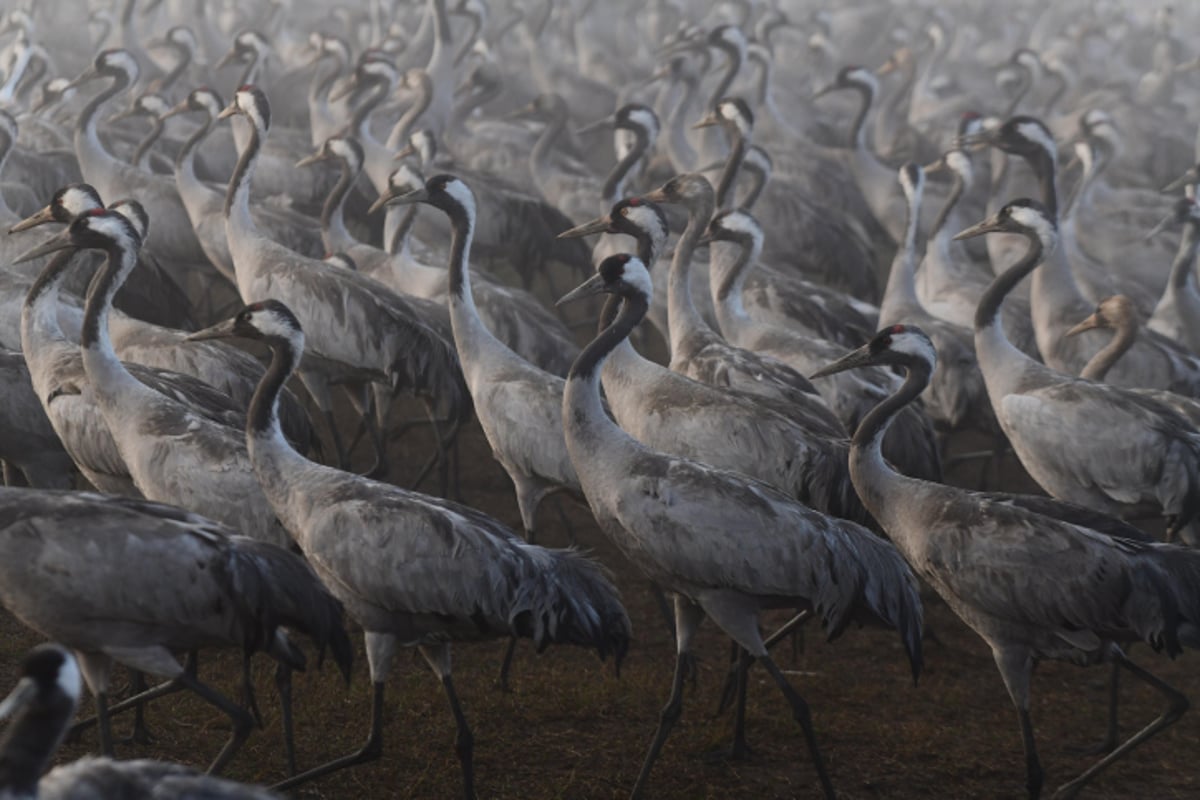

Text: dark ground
xmin=3 ymin=395 xmax=1199 ymax=799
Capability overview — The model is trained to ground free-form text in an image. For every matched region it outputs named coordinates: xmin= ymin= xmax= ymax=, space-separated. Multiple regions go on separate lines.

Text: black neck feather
xmin=0 ymin=690 xmax=75 ymax=796
xmin=25 ymin=251 xmax=77 ymax=308
xmin=446 ymin=205 xmax=472 ymax=299
xmin=602 ymin=127 xmax=650 ymax=204
xmin=321 ymin=157 xmax=356 ymax=235
xmin=250 ymin=336 xmax=301 ymax=439
xmin=573 ymin=293 xmax=649 ymax=381
xmin=224 ymin=117 xmax=261 ymax=217
xmin=974 ymin=232 xmax=1044 ymax=331
xmin=176 ymin=112 xmax=211 ymax=171
xmin=929 ymin=173 xmax=963 ymax=238
xmin=852 ymin=359 xmax=930 ymax=453
xmin=79 ymin=72 xmax=130 ymax=143
xmin=715 ymin=128 xmax=747 ymax=210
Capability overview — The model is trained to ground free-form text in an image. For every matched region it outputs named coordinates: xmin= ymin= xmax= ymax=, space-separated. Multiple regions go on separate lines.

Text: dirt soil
xmin=3 ymin=404 xmax=1199 ymax=799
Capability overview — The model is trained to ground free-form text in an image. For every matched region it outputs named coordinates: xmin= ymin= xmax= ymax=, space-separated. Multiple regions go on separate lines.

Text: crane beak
xmin=185 ymin=317 xmax=239 ymax=342
xmin=923 ymin=155 xmax=947 ymax=176
xmin=556 ymin=273 xmax=609 ymax=307
xmin=641 ymin=187 xmax=669 ymax=203
xmin=392 ymin=143 xmax=417 ymax=161
xmin=107 ymin=107 xmax=139 ymax=124
xmin=1162 ymin=168 xmax=1199 ymax=194
xmin=811 ymin=83 xmax=837 ymax=101
xmin=367 ymin=186 xmax=427 ymax=215
xmin=811 ymin=344 xmax=875 ymax=379
xmin=692 ymin=111 xmax=720 ymax=130
xmin=503 ymin=101 xmax=538 ymax=121
xmin=216 ymin=101 xmax=238 ymax=120
xmin=214 ymin=48 xmax=239 ymax=71
xmin=9 ymin=205 xmax=59 ymax=234
xmin=0 ymin=677 xmax=37 ymax=721
xmin=11 ymin=230 xmax=78 ymax=264
xmin=557 ymin=215 xmax=612 ymax=238
xmin=63 ymin=66 xmax=98 ymax=92
xmin=1064 ymin=313 xmax=1101 ymax=338
xmin=158 ymin=100 xmax=190 ymax=121
xmin=1144 ymin=212 xmax=1175 ymax=242
xmin=574 ymin=117 xmax=611 ymax=136
xmin=328 ymin=78 xmax=358 ymax=103
xmin=876 ymin=59 xmax=897 ymax=77
xmin=952 ymin=215 xmax=1005 ymax=241
xmin=294 ymin=151 xmax=326 ymax=168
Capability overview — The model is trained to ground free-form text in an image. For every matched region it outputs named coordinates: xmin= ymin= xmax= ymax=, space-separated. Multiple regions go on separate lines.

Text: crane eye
xmin=619 ymin=207 xmax=630 ymax=217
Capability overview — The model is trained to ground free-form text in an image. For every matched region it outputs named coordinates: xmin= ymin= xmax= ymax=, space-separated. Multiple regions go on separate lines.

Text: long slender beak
xmin=328 ymin=78 xmax=358 ymax=103
xmin=953 ymin=216 xmax=1006 ymax=241
xmin=295 ymin=151 xmax=326 ymax=168
xmin=108 ymin=107 xmax=139 ymax=124
xmin=692 ymin=111 xmax=720 ymax=130
xmin=214 ymin=49 xmax=239 ymax=70
xmin=1065 ymin=313 xmax=1101 ymax=338
xmin=1145 ymin=212 xmax=1176 ymax=241
xmin=11 ymin=230 xmax=78 ymax=264
xmin=159 ymin=100 xmax=190 ymax=121
xmin=641 ymin=187 xmax=669 ymax=203
xmin=0 ymin=678 xmax=37 ymax=721
xmin=557 ymin=215 xmax=613 ymax=239
xmin=1162 ymin=168 xmax=1199 ymax=193
xmin=504 ymin=101 xmax=537 ymax=121
xmin=876 ymin=59 xmax=897 ymax=77
xmin=9 ymin=205 xmax=58 ymax=234
xmin=956 ymin=128 xmax=995 ymax=151
xmin=185 ymin=317 xmax=238 ymax=342
xmin=64 ymin=66 xmax=98 ymax=92
xmin=556 ymin=273 xmax=609 ymax=307
xmin=923 ymin=155 xmax=948 ymax=176
xmin=367 ymin=186 xmax=427 ymax=215
xmin=574 ymin=117 xmax=611 ymax=136
xmin=812 ymin=83 xmax=837 ymax=100
xmin=392 ymin=143 xmax=416 ymax=161
xmin=216 ymin=101 xmax=238 ymax=120
xmin=811 ymin=343 xmax=875 ymax=379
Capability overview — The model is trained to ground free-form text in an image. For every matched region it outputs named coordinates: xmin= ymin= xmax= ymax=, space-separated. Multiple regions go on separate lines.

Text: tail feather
xmin=509 ymin=546 xmax=632 ymax=672
xmin=223 ymin=537 xmax=354 ymax=683
xmin=842 ymin=531 xmax=924 ymax=683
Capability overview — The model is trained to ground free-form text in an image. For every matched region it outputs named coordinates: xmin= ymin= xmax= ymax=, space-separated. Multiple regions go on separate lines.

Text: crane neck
xmin=1079 ymin=318 xmax=1135 ymax=381
xmin=711 ymin=234 xmax=760 ymax=310
xmin=1169 ymin=219 xmax=1200 ymax=291
xmin=602 ymin=127 xmax=650 ymax=205
xmin=132 ymin=118 xmax=165 ymax=169
xmin=385 ymin=78 xmax=433 ymax=151
xmin=664 ymin=73 xmax=699 ymax=171
xmin=77 ymin=71 xmax=132 ymax=171
xmin=159 ymin=46 xmax=191 ymax=94
xmin=320 ymin=158 xmax=359 ymax=254
xmin=248 ymin=333 xmax=304 ymax=449
xmin=0 ymin=683 xmax=75 ymax=798
xmin=708 ymin=48 xmax=742 ymax=111
xmin=80 ymin=234 xmax=150 ymax=400
xmin=386 ymin=204 xmax=420 ymax=256
xmin=530 ymin=102 xmax=568 ymax=186
xmin=848 ymin=82 xmax=874 ymax=151
xmin=714 ymin=124 xmax=749 ymax=210
xmin=1024 ymin=149 xmax=1059 ymax=220
xmin=849 ymin=359 xmax=931 ymax=514
xmin=0 ymin=133 xmax=13 ymax=219
xmin=975 ymin=230 xmax=1046 ymax=332
xmin=350 ymin=79 xmax=391 ymax=144
xmin=667 ymin=192 xmax=716 ymax=353
xmin=445 ymin=203 xmax=478 ymax=310
xmin=224 ymin=115 xmax=263 ymax=227
xmin=175 ymin=112 xmax=211 ymax=178
xmin=24 ymin=250 xmax=76 ymax=345
xmin=881 ymin=187 xmax=924 ymax=320
xmin=929 ymin=173 xmax=964 ymax=239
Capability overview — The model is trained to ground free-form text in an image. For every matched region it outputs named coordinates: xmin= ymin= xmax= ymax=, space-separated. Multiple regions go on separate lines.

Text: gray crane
xmin=559 ymin=252 xmax=922 ymax=800
xmin=0 ymin=487 xmax=350 ymax=773
xmin=812 ymin=323 xmax=1200 ymax=799
xmin=956 ymin=198 xmax=1200 ymax=540
xmin=0 ymin=644 xmax=284 ymax=799
xmin=186 ymin=296 xmax=630 ymax=798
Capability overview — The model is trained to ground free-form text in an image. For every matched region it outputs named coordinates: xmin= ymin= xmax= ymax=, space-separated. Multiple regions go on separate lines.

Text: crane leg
xmin=440 ymin=674 xmax=476 ymax=800
xmin=119 ymin=670 xmax=155 ymax=745
xmin=275 ymin=663 xmax=298 ymax=776
xmin=730 ymin=646 xmax=751 ymax=760
xmin=1053 ymin=655 xmax=1188 ymax=799
xmin=272 ymin=681 xmax=385 ymax=791
xmin=95 ymin=691 xmax=116 ymax=757
xmin=759 ymin=655 xmax=836 ymax=800
xmin=168 ymin=671 xmax=253 ymax=775
xmin=497 ymin=637 xmax=519 ymax=692
xmin=1069 ymin=661 xmax=1119 ymax=756
xmin=716 ymin=610 xmax=812 ymax=717
xmin=631 ymin=597 xmax=703 ymax=800
xmin=994 ymin=647 xmax=1043 ymax=798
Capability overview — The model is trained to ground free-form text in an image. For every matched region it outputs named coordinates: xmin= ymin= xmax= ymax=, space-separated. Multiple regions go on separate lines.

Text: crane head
xmin=811 ymin=324 xmax=936 ymax=379
xmin=9 ymin=184 xmax=104 ymax=234
xmin=556 ymin=253 xmax=653 ymax=307
xmin=953 ymin=198 xmax=1056 ymax=244
xmin=12 ymin=209 xmax=141 ymax=265
xmin=187 ymin=299 xmax=304 ymax=349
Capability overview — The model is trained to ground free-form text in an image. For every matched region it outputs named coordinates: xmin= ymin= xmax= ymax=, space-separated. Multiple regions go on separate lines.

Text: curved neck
xmin=850 ymin=362 xmax=930 ymax=509
xmin=24 ymin=250 xmax=75 ymax=344
xmin=849 ymin=83 xmax=874 ymax=151
xmin=311 ymin=54 xmax=344 ymax=106
xmin=160 ymin=46 xmax=190 ymax=92
xmin=975 ymin=232 xmax=1045 ymax=331
xmin=176 ymin=113 xmax=211 ymax=175
xmin=929 ymin=173 xmax=963 ymax=237
xmin=708 ymin=49 xmax=742 ymax=111
xmin=321 ymin=159 xmax=359 ymax=253
xmin=224 ymin=117 xmax=263 ymax=223
xmin=664 ymin=75 xmax=699 ymax=170
xmin=385 ymin=82 xmax=433 ymax=150
xmin=446 ymin=207 xmax=477 ymax=309
xmin=1026 ymin=149 xmax=1059 ymax=220
xmin=350 ymin=79 xmax=391 ymax=143
xmin=386 ymin=205 xmax=420 ymax=256
xmin=77 ymin=72 xmax=131 ymax=163
xmin=714 ymin=126 xmax=748 ymax=210
xmin=1170 ymin=220 xmax=1200 ymax=291
xmin=571 ymin=292 xmax=649 ymax=382
xmin=530 ymin=103 xmax=567 ymax=183
xmin=882 ymin=189 xmax=924 ymax=318
xmin=667 ymin=193 xmax=716 ymax=352
xmin=602 ymin=127 xmax=650 ymax=205
xmin=712 ymin=236 xmax=759 ymax=309
xmin=741 ymin=163 xmax=766 ymax=209
xmin=132 ymin=118 xmax=164 ymax=168
xmin=250 ymin=337 xmax=303 ymax=445
xmin=1080 ymin=320 xmax=1134 ymax=381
